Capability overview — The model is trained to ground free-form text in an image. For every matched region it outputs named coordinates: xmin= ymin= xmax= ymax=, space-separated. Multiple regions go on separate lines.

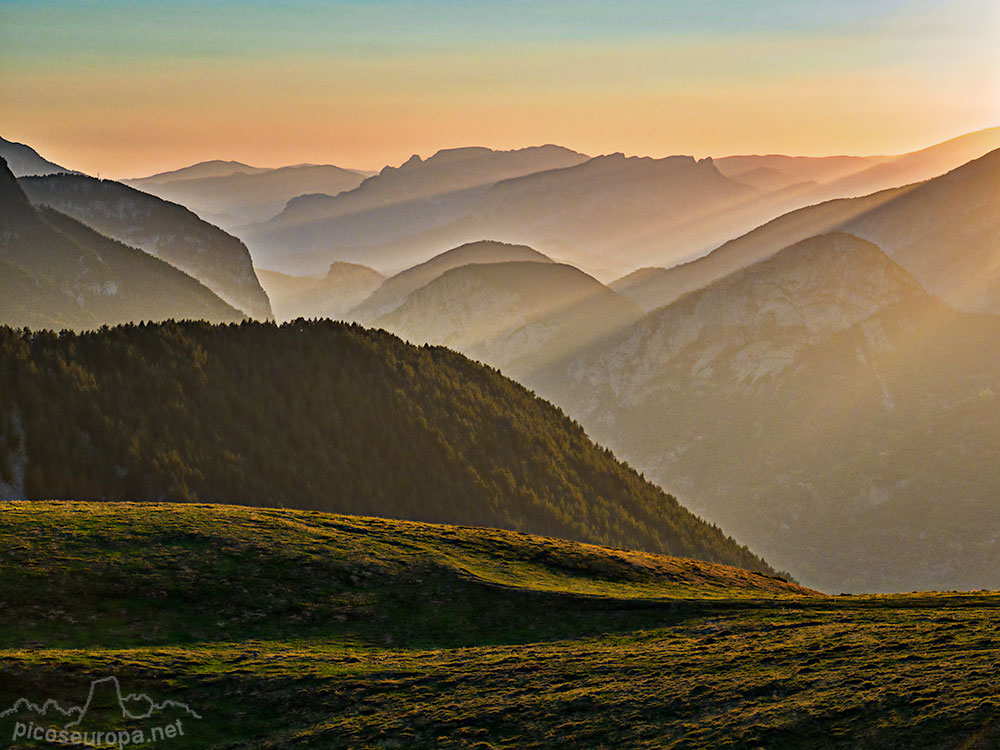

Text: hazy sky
xmin=1 ymin=0 xmax=997 ymax=177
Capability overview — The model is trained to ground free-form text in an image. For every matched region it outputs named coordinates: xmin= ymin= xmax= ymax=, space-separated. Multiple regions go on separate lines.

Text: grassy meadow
xmin=2 ymin=501 xmax=998 ymax=748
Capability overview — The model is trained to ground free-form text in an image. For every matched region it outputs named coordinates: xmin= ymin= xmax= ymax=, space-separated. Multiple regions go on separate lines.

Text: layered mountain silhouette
xmin=350 ymin=240 xmax=552 ymax=322
xmin=615 ymin=147 xmax=1000 ymax=314
xmin=0 ymin=159 xmax=244 ymax=330
xmin=0 ymin=320 xmax=773 ymax=572
xmin=258 ymin=262 xmax=385 ymax=323
xmin=841 ymin=148 xmax=1000 ymax=314
xmin=821 ymin=127 xmax=1000 ymax=198
xmin=540 ymin=232 xmax=1000 ymax=592
xmin=0 ymin=136 xmax=78 ymax=177
xmin=246 ymin=152 xmax=766 ymax=277
xmin=19 ymin=174 xmax=272 ymax=319
xmin=127 ymin=159 xmax=270 ymax=185
xmin=610 ymin=185 xmax=916 ymax=311
xmin=125 ymin=162 xmax=366 ymax=230
xmin=241 ymin=145 xmax=590 ymax=272
xmin=239 ymin=129 xmax=1000 ymax=277
xmin=373 ymin=260 xmax=643 ymax=379
xmin=715 ymin=154 xmax=883 ymax=191
xmin=433 ymin=154 xmax=759 ymax=275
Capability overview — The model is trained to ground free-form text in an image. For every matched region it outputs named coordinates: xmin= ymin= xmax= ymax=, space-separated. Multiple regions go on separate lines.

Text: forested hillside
xmin=0 ymin=320 xmax=772 ymax=573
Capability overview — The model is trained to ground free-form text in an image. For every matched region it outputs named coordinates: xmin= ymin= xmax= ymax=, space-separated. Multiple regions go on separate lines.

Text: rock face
xmin=19 ymin=174 xmax=273 ymax=320
xmin=541 ymin=232 xmax=1000 ymax=593
xmin=374 ymin=261 xmax=643 ymax=380
xmin=257 ymin=262 xmax=385 ymax=323
xmin=0 ymin=159 xmax=244 ymax=330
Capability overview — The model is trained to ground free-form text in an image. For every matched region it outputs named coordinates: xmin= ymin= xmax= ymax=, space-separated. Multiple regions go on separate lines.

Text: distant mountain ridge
xmin=127 ymin=160 xmax=270 ymax=185
xmin=351 ymin=240 xmax=553 ymax=322
xmin=0 ymin=136 xmax=78 ymax=177
xmin=19 ymin=173 xmax=273 ymax=320
xmin=126 ymin=162 xmax=367 ymax=230
xmin=0 ymin=158 xmax=244 ymax=330
xmin=238 ymin=129 xmax=1000 ymax=277
xmin=374 ymin=260 xmax=644 ymax=379
xmin=540 ymin=232 xmax=1000 ymax=592
xmin=242 ymin=146 xmax=591 ymax=273
xmin=613 ymin=147 xmax=1000 ymax=314
xmin=257 ymin=262 xmax=385 ymax=323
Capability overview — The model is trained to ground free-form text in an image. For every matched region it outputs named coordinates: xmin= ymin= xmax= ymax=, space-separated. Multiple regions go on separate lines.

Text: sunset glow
xmin=1 ymin=0 xmax=998 ymax=177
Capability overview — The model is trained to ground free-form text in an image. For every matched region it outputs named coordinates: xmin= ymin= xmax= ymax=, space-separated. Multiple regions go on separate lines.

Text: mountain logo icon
xmin=1 ymin=676 xmax=202 ymax=729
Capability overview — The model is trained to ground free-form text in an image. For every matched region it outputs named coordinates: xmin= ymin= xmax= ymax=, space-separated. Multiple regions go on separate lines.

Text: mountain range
xmin=538 ymin=232 xmax=1000 ymax=592
xmin=5 ymin=127 xmax=1000 ymax=593
xmin=19 ymin=173 xmax=272 ymax=319
xmin=611 ymin=147 xmax=1000 ymax=315
xmin=373 ymin=260 xmax=643 ymax=380
xmin=124 ymin=161 xmax=367 ymax=230
xmin=257 ymin=262 xmax=385 ymax=323
xmin=239 ymin=145 xmax=590 ymax=273
xmin=235 ymin=129 xmax=1000 ymax=279
xmin=0 ymin=159 xmax=244 ymax=330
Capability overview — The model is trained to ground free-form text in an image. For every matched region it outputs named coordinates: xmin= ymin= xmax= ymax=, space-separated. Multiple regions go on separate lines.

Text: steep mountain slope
xmin=616 ymin=147 xmax=1000 ymax=314
xmin=542 ymin=233 xmax=1000 ymax=592
xmin=0 ymin=136 xmax=77 ymax=177
xmin=714 ymin=127 xmax=1000 ymax=200
xmin=0 ymin=159 xmax=244 ymax=330
xmin=125 ymin=163 xmax=366 ymax=229
xmin=374 ymin=261 xmax=644 ymax=379
xmin=612 ymin=185 xmax=914 ymax=311
xmin=609 ymin=266 xmax=676 ymax=311
xmin=840 ymin=148 xmax=1000 ymax=314
xmin=824 ymin=126 xmax=1000 ymax=197
xmin=241 ymin=145 xmax=589 ymax=271
xmin=19 ymin=174 xmax=272 ymax=320
xmin=0 ymin=319 xmax=771 ymax=572
xmin=351 ymin=240 xmax=552 ymax=321
xmin=258 ymin=262 xmax=385 ymax=322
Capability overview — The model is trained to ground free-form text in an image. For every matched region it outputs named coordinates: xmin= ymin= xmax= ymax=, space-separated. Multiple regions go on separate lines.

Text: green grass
xmin=2 ymin=501 xmax=999 ymax=749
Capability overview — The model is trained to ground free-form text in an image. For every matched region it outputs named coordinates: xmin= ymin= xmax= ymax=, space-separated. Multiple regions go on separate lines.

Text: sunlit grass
xmin=2 ymin=501 xmax=998 ymax=748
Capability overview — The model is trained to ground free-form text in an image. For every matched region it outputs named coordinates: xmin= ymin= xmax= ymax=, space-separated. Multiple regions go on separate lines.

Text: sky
xmin=1 ymin=0 xmax=998 ymax=178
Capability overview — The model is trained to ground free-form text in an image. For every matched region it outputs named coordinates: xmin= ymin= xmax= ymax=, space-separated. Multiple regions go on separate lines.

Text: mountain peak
xmin=667 ymin=232 xmax=928 ymax=342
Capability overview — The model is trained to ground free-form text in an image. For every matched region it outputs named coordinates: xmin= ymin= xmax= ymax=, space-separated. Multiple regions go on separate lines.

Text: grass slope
xmin=2 ymin=502 xmax=999 ymax=749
